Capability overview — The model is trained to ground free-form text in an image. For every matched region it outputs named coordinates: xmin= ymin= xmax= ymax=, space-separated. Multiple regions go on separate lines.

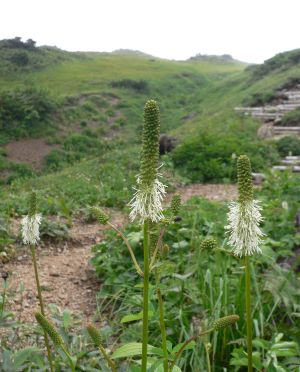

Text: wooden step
xmin=273 ymin=126 xmax=300 ymax=132
xmin=272 ymin=165 xmax=300 ymax=172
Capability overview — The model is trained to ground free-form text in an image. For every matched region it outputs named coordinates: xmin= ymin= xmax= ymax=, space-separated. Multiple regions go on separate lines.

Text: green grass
xmin=1 ymin=46 xmax=300 ymax=215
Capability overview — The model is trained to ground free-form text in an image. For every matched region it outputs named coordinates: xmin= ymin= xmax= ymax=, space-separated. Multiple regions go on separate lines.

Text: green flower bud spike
xmin=212 ymin=315 xmax=240 ymax=331
xmin=35 ymin=312 xmax=76 ymax=371
xmin=140 ymin=100 xmax=160 ymax=188
xmin=200 ymin=237 xmax=218 ymax=251
xmin=129 ymin=100 xmax=166 ymax=223
xmin=29 ymin=191 xmax=37 ymax=217
xmin=92 ymin=207 xmax=110 ymax=225
xmin=171 ymin=194 xmax=181 ymax=216
xmin=237 ymin=155 xmax=253 ymax=205
xmin=87 ymin=324 xmax=102 ymax=347
xmin=87 ymin=325 xmax=116 ymax=372
xmin=35 ymin=312 xmax=65 ymax=348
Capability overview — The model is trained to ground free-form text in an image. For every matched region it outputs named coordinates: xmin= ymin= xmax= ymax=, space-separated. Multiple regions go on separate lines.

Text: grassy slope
xmin=1 ymin=48 xmax=300 ymax=217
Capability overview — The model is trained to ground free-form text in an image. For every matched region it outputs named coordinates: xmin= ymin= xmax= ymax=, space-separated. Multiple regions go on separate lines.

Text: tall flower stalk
xmin=21 ymin=192 xmax=54 ymax=372
xmin=129 ymin=100 xmax=166 ymax=371
xmin=226 ymin=155 xmax=264 ymax=372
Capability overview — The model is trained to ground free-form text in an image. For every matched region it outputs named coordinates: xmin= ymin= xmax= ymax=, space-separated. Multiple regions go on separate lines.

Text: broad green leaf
xmin=63 ymin=309 xmax=72 ymax=329
xmin=171 ymin=341 xmax=196 ymax=355
xmin=112 ymin=343 xmax=163 ymax=359
xmin=166 ymin=340 xmax=173 ymax=353
xmin=121 ymin=311 xmax=153 ymax=323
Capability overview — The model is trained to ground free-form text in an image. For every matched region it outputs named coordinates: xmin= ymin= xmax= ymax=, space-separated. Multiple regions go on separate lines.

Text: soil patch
xmin=168 ymin=183 xmax=238 ymax=203
xmin=2 ymin=185 xmax=235 ymax=324
xmin=3 ymin=211 xmax=126 ymax=323
xmin=5 ymin=139 xmax=57 ymax=171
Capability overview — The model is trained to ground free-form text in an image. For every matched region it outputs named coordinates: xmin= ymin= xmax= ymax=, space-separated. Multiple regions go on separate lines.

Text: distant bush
xmin=45 ymin=134 xmax=106 ymax=171
xmin=281 ymin=108 xmax=300 ymax=127
xmin=172 ymin=131 xmax=278 ymax=182
xmin=0 ymin=158 xmax=33 ymax=184
xmin=10 ymin=51 xmax=29 ymax=66
xmin=275 ymin=136 xmax=300 ymax=156
xmin=63 ymin=134 xmax=103 ymax=153
xmin=0 ymin=37 xmax=37 ymax=51
xmin=247 ymin=49 xmax=300 ymax=79
xmin=111 ymin=79 xmax=149 ymax=93
xmin=0 ymin=87 xmax=57 ymax=138
xmin=243 ymin=91 xmax=276 ymax=107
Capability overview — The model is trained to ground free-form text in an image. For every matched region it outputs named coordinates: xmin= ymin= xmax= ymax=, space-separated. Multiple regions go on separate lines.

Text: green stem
xmin=149 ymin=228 xmax=166 ymax=271
xmin=98 ymin=345 xmax=117 ymax=372
xmin=108 ymin=222 xmax=144 ymax=277
xmin=1 ymin=281 xmax=7 ymax=318
xmin=169 ymin=329 xmax=213 ymax=371
xmin=142 ymin=220 xmax=150 ymax=372
xmin=157 ymin=288 xmax=168 ymax=372
xmin=205 ymin=343 xmax=212 ymax=372
xmin=245 ymin=256 xmax=253 ymax=372
xmin=30 ymin=245 xmax=54 ymax=372
xmin=61 ymin=345 xmax=76 ymax=372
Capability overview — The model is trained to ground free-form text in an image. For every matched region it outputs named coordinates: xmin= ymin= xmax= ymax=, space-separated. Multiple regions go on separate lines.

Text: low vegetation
xmin=0 ymin=42 xmax=300 ymax=371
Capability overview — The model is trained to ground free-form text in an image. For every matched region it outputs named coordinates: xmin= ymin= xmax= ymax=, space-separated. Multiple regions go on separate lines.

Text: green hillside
xmin=1 ymin=41 xmax=300 ymax=371
xmin=0 ymin=41 xmax=300 ymax=215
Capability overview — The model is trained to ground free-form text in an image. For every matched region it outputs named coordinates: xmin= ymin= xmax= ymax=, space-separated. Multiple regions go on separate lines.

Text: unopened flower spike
xmin=21 ymin=191 xmax=42 ymax=245
xmin=225 ymin=155 xmax=264 ymax=257
xmin=212 ymin=315 xmax=240 ymax=331
xmin=171 ymin=194 xmax=181 ymax=216
xmin=92 ymin=207 xmax=110 ymax=225
xmin=129 ymin=100 xmax=166 ymax=223
xmin=35 ymin=312 xmax=65 ymax=348
xmin=200 ymin=236 xmax=217 ymax=251
xmin=87 ymin=324 xmax=102 ymax=347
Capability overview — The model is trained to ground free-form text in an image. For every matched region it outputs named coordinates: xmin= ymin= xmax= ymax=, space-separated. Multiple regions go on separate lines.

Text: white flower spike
xmin=226 ymin=155 xmax=264 ymax=257
xmin=129 ymin=100 xmax=166 ymax=223
xmin=129 ymin=176 xmax=166 ymax=223
xmin=21 ymin=213 xmax=42 ymax=245
xmin=226 ymin=200 xmax=263 ymax=257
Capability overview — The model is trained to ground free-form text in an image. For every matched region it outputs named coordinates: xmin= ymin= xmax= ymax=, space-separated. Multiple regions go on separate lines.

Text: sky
xmin=1 ymin=0 xmax=300 ymax=64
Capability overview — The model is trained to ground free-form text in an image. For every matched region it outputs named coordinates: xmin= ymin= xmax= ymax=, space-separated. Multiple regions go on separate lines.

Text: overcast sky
xmin=1 ymin=0 xmax=300 ymax=63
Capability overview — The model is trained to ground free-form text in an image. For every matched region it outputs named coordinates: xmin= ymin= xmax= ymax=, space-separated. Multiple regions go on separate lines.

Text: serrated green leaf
xmin=14 ymin=347 xmax=41 ymax=368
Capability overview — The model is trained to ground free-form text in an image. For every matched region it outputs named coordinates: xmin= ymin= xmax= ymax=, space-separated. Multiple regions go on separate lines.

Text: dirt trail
xmin=3 ymin=184 xmax=236 ymax=323
xmin=4 ymin=211 xmax=126 ymax=323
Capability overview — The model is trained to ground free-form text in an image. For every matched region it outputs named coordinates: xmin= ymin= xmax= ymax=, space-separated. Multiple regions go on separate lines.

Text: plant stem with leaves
xmin=22 ymin=192 xmax=54 ymax=372
xmin=142 ymin=220 xmax=150 ymax=372
xmin=245 ymin=256 xmax=253 ymax=372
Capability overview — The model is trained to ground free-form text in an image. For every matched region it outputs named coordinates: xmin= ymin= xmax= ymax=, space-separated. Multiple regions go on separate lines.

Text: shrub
xmin=275 ymin=136 xmax=300 ymax=156
xmin=172 ymin=131 xmax=278 ymax=182
xmin=0 ymin=87 xmax=57 ymax=138
xmin=111 ymin=79 xmax=149 ymax=93
xmin=281 ymin=108 xmax=300 ymax=127
xmin=243 ymin=91 xmax=276 ymax=107
xmin=247 ymin=49 xmax=300 ymax=79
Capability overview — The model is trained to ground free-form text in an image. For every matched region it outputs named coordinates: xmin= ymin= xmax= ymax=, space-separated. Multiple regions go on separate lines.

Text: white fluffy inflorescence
xmin=129 ymin=176 xmax=166 ymax=223
xmin=226 ymin=200 xmax=264 ymax=257
xmin=21 ymin=214 xmax=42 ymax=245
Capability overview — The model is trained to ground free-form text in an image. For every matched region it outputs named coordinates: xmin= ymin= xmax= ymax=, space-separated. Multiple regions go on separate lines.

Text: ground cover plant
xmin=1 ymin=45 xmax=300 ymax=371
xmin=1 ymin=100 xmax=300 ymax=372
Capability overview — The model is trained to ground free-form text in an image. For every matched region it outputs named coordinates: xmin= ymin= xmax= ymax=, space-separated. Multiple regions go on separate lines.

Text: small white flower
xmin=21 ymin=214 xmax=42 ymax=245
xmin=225 ymin=200 xmax=264 ymax=257
xmin=129 ymin=176 xmax=166 ymax=223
